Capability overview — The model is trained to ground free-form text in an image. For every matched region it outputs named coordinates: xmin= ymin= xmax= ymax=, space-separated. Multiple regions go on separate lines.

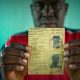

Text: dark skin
xmin=64 ymin=42 xmax=80 ymax=80
xmin=32 ymin=0 xmax=67 ymax=27
xmin=2 ymin=0 xmax=80 ymax=80
xmin=2 ymin=46 xmax=30 ymax=80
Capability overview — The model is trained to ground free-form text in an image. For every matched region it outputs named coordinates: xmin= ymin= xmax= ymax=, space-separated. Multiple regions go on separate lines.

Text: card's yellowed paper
xmin=28 ymin=28 xmax=65 ymax=75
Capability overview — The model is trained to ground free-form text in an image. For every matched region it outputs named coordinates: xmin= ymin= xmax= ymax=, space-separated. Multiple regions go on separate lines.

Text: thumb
xmin=4 ymin=70 xmax=24 ymax=80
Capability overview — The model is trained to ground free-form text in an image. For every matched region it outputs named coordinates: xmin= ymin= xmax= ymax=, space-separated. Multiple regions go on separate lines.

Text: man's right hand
xmin=2 ymin=43 xmax=30 ymax=80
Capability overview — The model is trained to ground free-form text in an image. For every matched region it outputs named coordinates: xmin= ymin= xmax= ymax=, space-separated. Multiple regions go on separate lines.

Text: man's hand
xmin=64 ymin=41 xmax=80 ymax=80
xmin=2 ymin=43 xmax=30 ymax=80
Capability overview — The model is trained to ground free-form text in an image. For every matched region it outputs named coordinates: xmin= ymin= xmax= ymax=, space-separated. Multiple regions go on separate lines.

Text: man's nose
xmin=42 ymin=5 xmax=54 ymax=16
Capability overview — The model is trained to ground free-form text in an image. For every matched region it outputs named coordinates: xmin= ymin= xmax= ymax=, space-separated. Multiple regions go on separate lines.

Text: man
xmin=50 ymin=54 xmax=61 ymax=68
xmin=2 ymin=0 xmax=80 ymax=80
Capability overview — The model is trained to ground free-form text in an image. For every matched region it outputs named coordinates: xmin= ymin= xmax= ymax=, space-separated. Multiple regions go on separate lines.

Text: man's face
xmin=31 ymin=0 xmax=68 ymax=28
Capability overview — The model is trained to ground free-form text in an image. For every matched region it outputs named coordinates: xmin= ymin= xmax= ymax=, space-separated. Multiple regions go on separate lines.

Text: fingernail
xmin=24 ymin=53 xmax=29 ymax=58
xmin=23 ymin=59 xmax=27 ymax=64
xmin=26 ymin=46 xmax=31 ymax=51
xmin=17 ymin=66 xmax=24 ymax=71
xmin=64 ymin=43 xmax=69 ymax=48
xmin=69 ymin=64 xmax=76 ymax=69
xmin=64 ymin=57 xmax=69 ymax=62
xmin=64 ymin=51 xmax=69 ymax=56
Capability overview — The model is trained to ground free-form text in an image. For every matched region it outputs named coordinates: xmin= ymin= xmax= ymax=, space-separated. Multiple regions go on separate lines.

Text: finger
xmin=64 ymin=43 xmax=70 ymax=51
xmin=16 ymin=65 xmax=24 ymax=71
xmin=64 ymin=51 xmax=69 ymax=57
xmin=24 ymin=52 xmax=29 ymax=58
xmin=68 ymin=54 xmax=80 ymax=70
xmin=69 ymin=55 xmax=80 ymax=63
xmin=69 ymin=64 xmax=77 ymax=69
xmin=64 ymin=43 xmax=69 ymax=49
xmin=3 ymin=47 xmax=29 ymax=59
xmin=65 ymin=40 xmax=80 ymax=50
xmin=26 ymin=46 xmax=32 ymax=52
xmin=3 ymin=65 xmax=24 ymax=71
xmin=69 ymin=40 xmax=80 ymax=47
xmin=69 ymin=64 xmax=80 ymax=70
xmin=10 ymin=42 xmax=27 ymax=52
xmin=64 ymin=57 xmax=69 ymax=62
xmin=2 ymin=55 xmax=27 ymax=66
xmin=69 ymin=47 xmax=80 ymax=56
xmin=64 ymin=51 xmax=69 ymax=62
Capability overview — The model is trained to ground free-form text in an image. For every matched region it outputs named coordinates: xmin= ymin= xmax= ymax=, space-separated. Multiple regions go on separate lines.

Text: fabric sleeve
xmin=5 ymin=34 xmax=28 ymax=47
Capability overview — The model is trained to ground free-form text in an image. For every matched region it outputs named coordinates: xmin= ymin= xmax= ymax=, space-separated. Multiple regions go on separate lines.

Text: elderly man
xmin=2 ymin=0 xmax=80 ymax=80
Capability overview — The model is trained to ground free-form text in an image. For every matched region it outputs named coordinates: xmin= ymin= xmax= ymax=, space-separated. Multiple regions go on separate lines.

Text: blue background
xmin=0 ymin=0 xmax=80 ymax=50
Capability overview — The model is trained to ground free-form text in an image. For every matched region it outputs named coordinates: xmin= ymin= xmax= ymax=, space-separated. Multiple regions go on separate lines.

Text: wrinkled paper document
xmin=28 ymin=28 xmax=65 ymax=75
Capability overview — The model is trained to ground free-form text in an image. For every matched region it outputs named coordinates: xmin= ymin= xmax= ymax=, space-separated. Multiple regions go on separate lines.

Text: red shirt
xmin=6 ymin=29 xmax=80 ymax=80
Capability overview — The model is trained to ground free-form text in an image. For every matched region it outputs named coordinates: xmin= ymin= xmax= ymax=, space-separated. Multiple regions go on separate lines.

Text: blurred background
xmin=0 ymin=0 xmax=80 ymax=50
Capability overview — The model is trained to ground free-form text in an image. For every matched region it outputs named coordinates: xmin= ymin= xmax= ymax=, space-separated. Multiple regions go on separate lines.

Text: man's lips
xmin=39 ymin=17 xmax=56 ymax=23
xmin=38 ymin=16 xmax=57 ymax=27
xmin=39 ymin=20 xmax=57 ymax=26
xmin=39 ymin=23 xmax=57 ymax=27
